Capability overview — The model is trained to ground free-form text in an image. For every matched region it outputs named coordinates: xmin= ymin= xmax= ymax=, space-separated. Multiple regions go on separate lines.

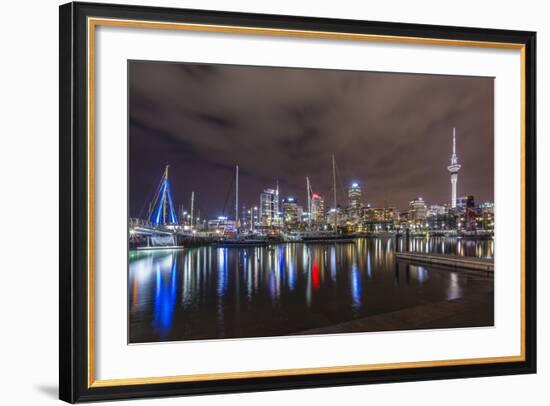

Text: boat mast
xmin=276 ymin=178 xmax=279 ymax=226
xmin=306 ymin=176 xmax=311 ymax=228
xmin=163 ymin=165 xmax=169 ymax=224
xmin=235 ymin=165 xmax=239 ymax=228
xmin=332 ymin=154 xmax=337 ymax=228
xmin=190 ymin=191 xmax=195 ymax=227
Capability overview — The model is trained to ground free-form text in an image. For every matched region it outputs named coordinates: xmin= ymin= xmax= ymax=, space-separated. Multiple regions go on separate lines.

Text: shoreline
xmin=130 ymin=234 xmax=494 ymax=251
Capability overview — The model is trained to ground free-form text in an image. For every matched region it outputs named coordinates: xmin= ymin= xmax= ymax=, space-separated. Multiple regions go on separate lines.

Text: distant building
xmin=456 ymin=195 xmax=470 ymax=210
xmin=327 ymin=208 xmax=337 ymax=226
xmin=328 ymin=205 xmax=346 ymax=226
xmin=246 ymin=206 xmax=260 ymax=231
xmin=428 ymin=204 xmax=448 ymax=216
xmin=348 ymin=182 xmax=362 ymax=208
xmin=207 ymin=216 xmax=236 ymax=233
xmin=296 ymin=206 xmax=304 ymax=224
xmin=477 ymin=202 xmax=494 ymax=214
xmin=364 ymin=207 xmax=384 ymax=222
xmin=476 ymin=202 xmax=494 ymax=230
xmin=260 ymin=188 xmax=279 ymax=227
xmin=385 ymin=207 xmax=398 ymax=222
xmin=457 ymin=195 xmax=476 ymax=231
xmin=310 ymin=193 xmax=325 ymax=225
xmin=427 ymin=204 xmax=455 ymax=230
xmin=240 ymin=205 xmax=248 ymax=229
xmin=408 ymin=197 xmax=428 ymax=223
xmin=363 ymin=207 xmax=397 ymax=232
xmin=282 ymin=197 xmax=300 ymax=228
xmin=347 ymin=182 xmax=363 ymax=224
xmin=348 ymin=182 xmax=362 ymax=207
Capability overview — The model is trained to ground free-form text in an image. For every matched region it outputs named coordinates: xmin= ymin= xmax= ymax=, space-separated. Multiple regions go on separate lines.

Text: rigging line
xmin=153 ymin=180 xmax=168 ymax=225
xmin=337 ymin=157 xmax=352 ymax=190
xmin=165 ymin=178 xmax=178 ymax=224
xmin=151 ymin=172 xmax=169 ymax=219
xmin=150 ymin=180 xmax=164 ymax=213
xmin=221 ymin=169 xmax=234 ymax=217
xmin=334 ymin=160 xmax=347 ymax=206
xmin=137 ymin=168 xmax=166 ymax=221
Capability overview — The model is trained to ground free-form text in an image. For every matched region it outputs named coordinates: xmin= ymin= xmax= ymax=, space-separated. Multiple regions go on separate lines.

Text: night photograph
xmin=127 ymin=60 xmax=495 ymax=343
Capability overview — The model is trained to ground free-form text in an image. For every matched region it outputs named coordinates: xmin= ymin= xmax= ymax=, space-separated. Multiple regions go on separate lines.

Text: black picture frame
xmin=60 ymin=1 xmax=537 ymax=403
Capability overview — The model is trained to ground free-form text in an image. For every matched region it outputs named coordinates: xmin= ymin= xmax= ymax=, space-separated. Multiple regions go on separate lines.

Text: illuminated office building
xmin=260 ymin=188 xmax=279 ymax=227
xmin=476 ymin=202 xmax=494 ymax=230
xmin=462 ymin=195 xmax=476 ymax=231
xmin=347 ymin=182 xmax=363 ymax=223
xmin=282 ymin=197 xmax=300 ymax=228
xmin=363 ymin=207 xmax=397 ymax=232
xmin=310 ymin=193 xmax=325 ymax=225
xmin=408 ymin=197 xmax=428 ymax=223
xmin=348 ymin=182 xmax=362 ymax=208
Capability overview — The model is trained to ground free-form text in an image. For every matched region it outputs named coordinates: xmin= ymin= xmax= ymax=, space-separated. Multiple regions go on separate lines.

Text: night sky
xmin=129 ymin=60 xmax=494 ymax=220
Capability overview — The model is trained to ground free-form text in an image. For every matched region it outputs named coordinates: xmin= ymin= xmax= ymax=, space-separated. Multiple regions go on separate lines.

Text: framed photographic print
xmin=59 ymin=1 xmax=537 ymax=403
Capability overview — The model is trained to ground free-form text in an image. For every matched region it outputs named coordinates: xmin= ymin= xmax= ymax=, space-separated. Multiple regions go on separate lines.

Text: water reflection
xmin=152 ymin=255 xmax=177 ymax=338
xmin=405 ymin=236 xmax=494 ymax=258
xmin=129 ymin=237 xmax=494 ymax=343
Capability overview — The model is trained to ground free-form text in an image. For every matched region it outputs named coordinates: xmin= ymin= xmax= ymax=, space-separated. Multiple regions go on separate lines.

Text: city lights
xmin=131 ymin=127 xmax=493 ymax=244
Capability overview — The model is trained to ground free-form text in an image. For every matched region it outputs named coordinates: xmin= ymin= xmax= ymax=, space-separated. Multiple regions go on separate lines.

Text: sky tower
xmin=447 ymin=128 xmax=461 ymax=208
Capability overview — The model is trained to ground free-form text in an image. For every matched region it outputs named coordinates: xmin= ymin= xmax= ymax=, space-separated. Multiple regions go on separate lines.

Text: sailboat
xmin=131 ymin=165 xmax=181 ymax=250
xmin=300 ymin=155 xmax=355 ymax=244
xmin=213 ymin=165 xmax=270 ymax=247
xmin=149 ymin=165 xmax=179 ymax=227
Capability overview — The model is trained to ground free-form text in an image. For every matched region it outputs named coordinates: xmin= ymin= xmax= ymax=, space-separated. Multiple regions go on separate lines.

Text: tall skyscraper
xmin=260 ymin=188 xmax=279 ymax=226
xmin=311 ymin=193 xmax=325 ymax=225
xmin=460 ymin=195 xmax=476 ymax=231
xmin=347 ymin=182 xmax=363 ymax=225
xmin=275 ymin=179 xmax=280 ymax=226
xmin=348 ymin=182 xmax=362 ymax=209
xmin=447 ymin=127 xmax=461 ymax=208
xmin=282 ymin=197 xmax=300 ymax=228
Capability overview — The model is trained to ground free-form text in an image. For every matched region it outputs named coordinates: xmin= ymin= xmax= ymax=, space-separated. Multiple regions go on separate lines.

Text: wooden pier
xmin=395 ymin=252 xmax=493 ymax=272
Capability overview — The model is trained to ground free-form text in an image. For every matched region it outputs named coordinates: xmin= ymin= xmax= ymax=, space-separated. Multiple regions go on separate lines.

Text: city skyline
xmin=129 ymin=61 xmax=494 ymax=219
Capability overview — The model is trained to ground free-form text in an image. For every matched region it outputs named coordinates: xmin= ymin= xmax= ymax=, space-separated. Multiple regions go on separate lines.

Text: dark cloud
xmin=129 ymin=60 xmax=494 ymax=219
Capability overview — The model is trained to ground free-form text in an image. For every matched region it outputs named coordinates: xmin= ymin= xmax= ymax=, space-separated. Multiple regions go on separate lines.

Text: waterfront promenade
xmin=294 ymin=291 xmax=493 ymax=336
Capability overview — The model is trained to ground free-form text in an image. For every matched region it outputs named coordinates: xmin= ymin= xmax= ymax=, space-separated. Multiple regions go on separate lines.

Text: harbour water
xmin=129 ymin=237 xmax=494 ymax=343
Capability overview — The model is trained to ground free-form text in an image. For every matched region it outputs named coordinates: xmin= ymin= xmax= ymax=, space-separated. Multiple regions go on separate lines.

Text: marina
xmin=128 ymin=146 xmax=495 ymax=342
xmin=129 ymin=151 xmax=494 ymax=251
